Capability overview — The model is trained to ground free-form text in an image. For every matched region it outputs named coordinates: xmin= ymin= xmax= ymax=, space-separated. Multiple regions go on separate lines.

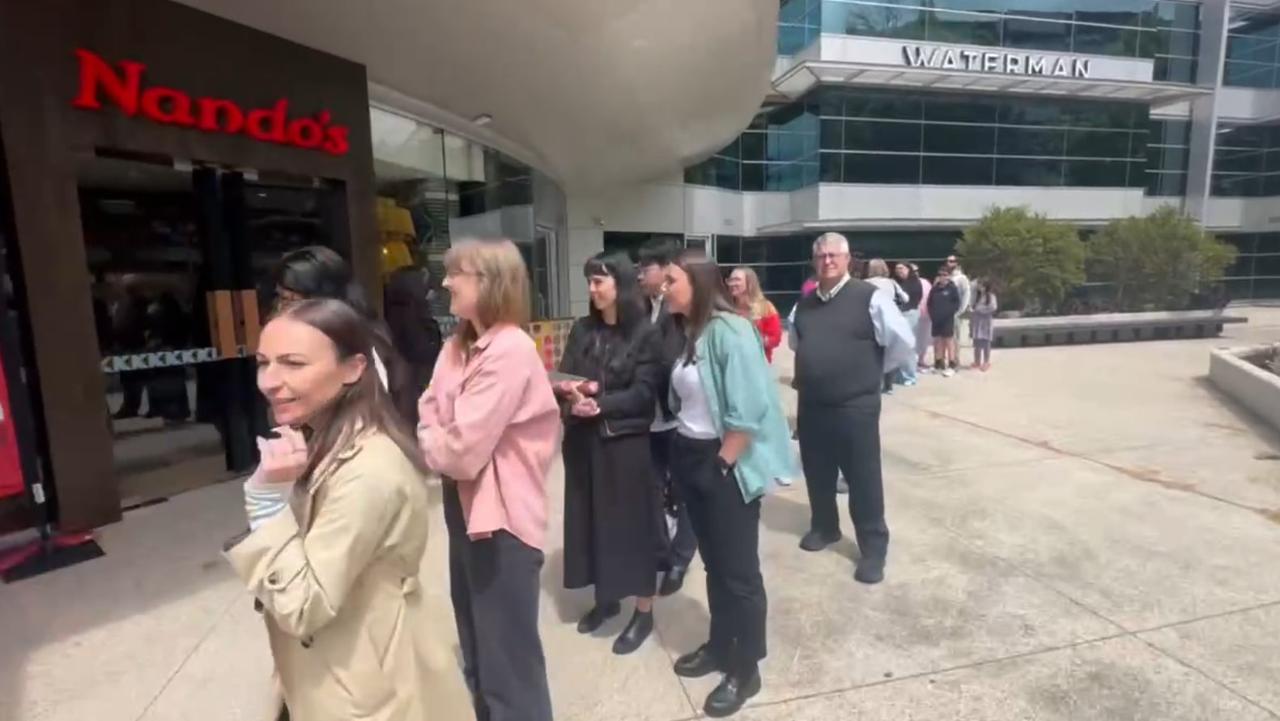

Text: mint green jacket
xmin=672 ymin=312 xmax=796 ymax=502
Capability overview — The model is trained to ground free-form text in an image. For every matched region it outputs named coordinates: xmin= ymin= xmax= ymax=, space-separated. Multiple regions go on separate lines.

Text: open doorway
xmin=78 ymin=152 xmax=340 ymax=507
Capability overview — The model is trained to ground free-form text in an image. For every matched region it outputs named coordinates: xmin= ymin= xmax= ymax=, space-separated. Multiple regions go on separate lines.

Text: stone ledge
xmin=1208 ymin=345 xmax=1280 ymax=433
xmin=994 ymin=311 xmax=1247 ymax=348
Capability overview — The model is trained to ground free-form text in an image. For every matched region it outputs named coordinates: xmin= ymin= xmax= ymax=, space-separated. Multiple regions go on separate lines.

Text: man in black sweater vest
xmin=790 ymin=233 xmax=916 ymax=584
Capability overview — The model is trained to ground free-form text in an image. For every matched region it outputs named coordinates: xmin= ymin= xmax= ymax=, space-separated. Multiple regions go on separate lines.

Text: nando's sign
xmin=71 ymin=49 xmax=350 ymax=156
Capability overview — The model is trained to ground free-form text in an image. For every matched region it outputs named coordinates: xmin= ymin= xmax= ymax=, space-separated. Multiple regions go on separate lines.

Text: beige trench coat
xmin=225 ymin=432 xmax=471 ymax=721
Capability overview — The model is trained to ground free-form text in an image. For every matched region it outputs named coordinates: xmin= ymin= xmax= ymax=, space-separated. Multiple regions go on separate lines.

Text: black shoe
xmin=674 ymin=644 xmax=724 ymax=678
xmin=659 ymin=565 xmax=688 ymax=597
xmin=576 ymin=601 xmax=621 ymax=634
xmin=855 ymin=556 xmax=886 ymax=585
xmin=799 ymin=529 xmax=842 ymax=552
xmin=612 ymin=610 xmax=653 ymax=655
xmin=704 ymin=668 xmax=761 ymax=718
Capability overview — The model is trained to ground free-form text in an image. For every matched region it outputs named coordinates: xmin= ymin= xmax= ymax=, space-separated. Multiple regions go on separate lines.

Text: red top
xmin=755 ymin=311 xmax=782 ymax=363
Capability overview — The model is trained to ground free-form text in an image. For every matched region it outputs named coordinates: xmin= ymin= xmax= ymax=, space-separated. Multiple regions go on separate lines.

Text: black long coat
xmin=558 ymin=317 xmax=669 ymax=601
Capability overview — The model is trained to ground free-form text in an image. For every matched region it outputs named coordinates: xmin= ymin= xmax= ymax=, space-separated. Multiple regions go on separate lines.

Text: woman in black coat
xmin=554 ymin=250 xmax=668 ymax=656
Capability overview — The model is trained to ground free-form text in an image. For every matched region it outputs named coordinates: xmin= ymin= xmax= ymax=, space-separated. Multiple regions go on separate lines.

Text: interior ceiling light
xmin=472 ymin=113 xmax=493 ymax=126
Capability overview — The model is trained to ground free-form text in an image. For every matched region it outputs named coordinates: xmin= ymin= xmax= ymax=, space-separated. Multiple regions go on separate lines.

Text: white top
xmin=671 ymin=359 xmax=717 ymax=440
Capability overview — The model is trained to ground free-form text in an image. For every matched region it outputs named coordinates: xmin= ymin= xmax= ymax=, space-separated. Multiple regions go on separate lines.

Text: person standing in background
xmin=892 ymin=263 xmax=922 ymax=387
xmin=969 ymin=280 xmax=999 ymax=372
xmin=637 ymin=239 xmax=698 ymax=596
xmin=418 ymin=239 xmax=558 ymax=721
xmin=946 ymin=255 xmax=972 ymax=367
xmin=927 ymin=268 xmax=962 ymax=378
xmin=910 ymin=263 xmax=933 ymax=373
xmin=556 ymin=251 xmax=667 ymax=655
xmin=383 ymin=266 xmax=442 ymax=427
xmin=790 ymin=234 xmax=915 ymax=585
xmin=864 ymin=259 xmax=909 ymax=394
xmin=727 ymin=267 xmax=782 ymax=363
xmin=663 ymin=251 xmax=793 ymax=717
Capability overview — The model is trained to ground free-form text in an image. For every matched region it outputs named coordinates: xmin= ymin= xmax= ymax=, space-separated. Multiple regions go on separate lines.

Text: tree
xmin=1087 ymin=207 xmax=1237 ymax=311
xmin=956 ymin=206 xmax=1086 ymax=313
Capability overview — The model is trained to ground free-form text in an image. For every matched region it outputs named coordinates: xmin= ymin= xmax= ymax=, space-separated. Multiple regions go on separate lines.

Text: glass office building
xmin=642 ymin=1 xmax=1280 ymax=309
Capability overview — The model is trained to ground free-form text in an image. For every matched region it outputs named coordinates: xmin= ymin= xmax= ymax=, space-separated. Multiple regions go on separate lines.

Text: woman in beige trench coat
xmin=224 ymin=298 xmax=471 ymax=721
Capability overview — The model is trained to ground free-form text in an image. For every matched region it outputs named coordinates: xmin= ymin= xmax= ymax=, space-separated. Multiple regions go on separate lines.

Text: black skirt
xmin=562 ymin=425 xmax=668 ymax=601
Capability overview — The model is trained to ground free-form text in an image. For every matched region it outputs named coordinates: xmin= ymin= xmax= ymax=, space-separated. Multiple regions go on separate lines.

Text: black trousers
xmin=797 ymin=399 xmax=890 ymax=561
xmin=650 ymin=429 xmax=698 ymax=569
xmin=443 ymin=482 xmax=554 ymax=721
xmin=670 ymin=435 xmax=767 ymax=672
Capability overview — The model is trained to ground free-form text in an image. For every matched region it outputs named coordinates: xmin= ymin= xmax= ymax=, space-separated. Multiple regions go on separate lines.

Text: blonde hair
xmin=732 ymin=267 xmax=776 ymax=320
xmin=867 ymin=258 xmax=890 ymax=278
xmin=444 ymin=239 xmax=531 ymax=352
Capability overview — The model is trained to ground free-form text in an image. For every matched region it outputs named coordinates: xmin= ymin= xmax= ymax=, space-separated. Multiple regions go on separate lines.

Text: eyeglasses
xmin=813 ymin=252 xmax=849 ymax=262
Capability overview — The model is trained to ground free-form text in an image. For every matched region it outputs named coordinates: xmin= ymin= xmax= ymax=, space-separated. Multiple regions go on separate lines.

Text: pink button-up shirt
xmin=418 ymin=324 xmax=560 ymax=551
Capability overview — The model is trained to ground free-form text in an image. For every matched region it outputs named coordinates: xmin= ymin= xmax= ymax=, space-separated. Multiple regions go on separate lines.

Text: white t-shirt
xmin=671 ymin=360 xmax=717 ymax=440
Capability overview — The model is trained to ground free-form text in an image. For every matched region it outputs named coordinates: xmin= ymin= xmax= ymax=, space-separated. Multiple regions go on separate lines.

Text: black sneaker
xmin=674 ymin=644 xmax=724 ymax=678
xmin=855 ymin=556 xmax=886 ymax=585
xmin=612 ymin=610 xmax=653 ymax=655
xmin=659 ymin=565 xmax=688 ymax=597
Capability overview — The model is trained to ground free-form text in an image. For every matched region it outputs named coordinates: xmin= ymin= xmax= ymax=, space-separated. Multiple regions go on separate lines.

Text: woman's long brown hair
xmin=675 ymin=251 xmax=736 ymax=364
xmin=270 ymin=299 xmax=429 ymax=483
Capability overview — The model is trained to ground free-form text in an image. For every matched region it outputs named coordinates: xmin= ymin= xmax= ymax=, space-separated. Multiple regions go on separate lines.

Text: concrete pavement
xmin=3 ymin=308 xmax=1280 ymax=721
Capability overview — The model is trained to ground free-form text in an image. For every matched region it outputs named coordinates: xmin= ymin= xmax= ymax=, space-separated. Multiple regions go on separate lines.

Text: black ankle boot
xmin=576 ymin=601 xmax=621 ymax=634
xmin=612 ymin=609 xmax=653 ymax=655
xmin=704 ymin=665 xmax=761 ymax=717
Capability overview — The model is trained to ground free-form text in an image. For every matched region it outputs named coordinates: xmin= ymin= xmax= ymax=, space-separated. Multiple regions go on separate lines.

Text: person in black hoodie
xmin=638 ymin=239 xmax=697 ymax=595
xmin=555 ymin=250 xmax=668 ymax=656
xmin=384 ymin=266 xmax=442 ymax=427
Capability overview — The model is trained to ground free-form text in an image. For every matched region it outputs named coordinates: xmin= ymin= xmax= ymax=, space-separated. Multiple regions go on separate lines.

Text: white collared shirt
xmin=815 ymin=274 xmax=852 ymax=303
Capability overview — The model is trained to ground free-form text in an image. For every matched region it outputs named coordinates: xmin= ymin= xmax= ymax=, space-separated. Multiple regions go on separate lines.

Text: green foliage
xmin=956 ymin=206 xmax=1086 ymax=312
xmin=1087 ymin=206 xmax=1238 ymax=311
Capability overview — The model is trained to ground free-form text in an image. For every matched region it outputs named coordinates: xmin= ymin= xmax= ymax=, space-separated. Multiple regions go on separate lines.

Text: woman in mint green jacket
xmin=661 ymin=251 xmax=794 ymax=718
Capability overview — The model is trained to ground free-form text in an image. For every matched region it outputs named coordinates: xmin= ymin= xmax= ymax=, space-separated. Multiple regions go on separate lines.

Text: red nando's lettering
xmin=71 ymin=49 xmax=350 ymax=156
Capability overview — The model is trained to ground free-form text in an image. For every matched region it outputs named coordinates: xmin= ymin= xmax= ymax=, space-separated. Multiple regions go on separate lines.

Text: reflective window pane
xmin=843 ymin=153 xmax=921 ymax=183
xmin=828 ymin=2 xmax=926 ymax=39
xmin=995 ymin=158 xmax=1064 ymax=186
xmin=820 ymin=152 xmax=843 ymax=182
xmin=923 ymin=95 xmax=999 ymax=124
xmin=1155 ymin=56 xmax=1196 ymax=83
xmin=1154 ymin=2 xmax=1199 ymax=32
xmin=922 ymin=155 xmax=994 ymax=185
xmin=1063 ymin=159 xmax=1132 ymax=186
xmin=843 ymin=120 xmax=921 ymax=152
xmin=923 ymin=123 xmax=996 ymax=154
xmin=997 ymin=127 xmax=1066 ymax=156
xmin=1003 ymin=17 xmax=1073 ymax=52
xmin=1073 ymin=24 xmax=1139 ymax=56
xmin=1066 ymin=129 xmax=1135 ymax=159
xmin=1145 ymin=171 xmax=1186 ymax=195
xmin=927 ymin=10 xmax=1001 ymax=46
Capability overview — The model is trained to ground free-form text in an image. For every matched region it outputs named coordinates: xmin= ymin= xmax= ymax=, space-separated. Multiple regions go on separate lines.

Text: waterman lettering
xmin=902 ymin=45 xmax=1091 ymax=79
xmin=71 ymin=49 xmax=350 ymax=156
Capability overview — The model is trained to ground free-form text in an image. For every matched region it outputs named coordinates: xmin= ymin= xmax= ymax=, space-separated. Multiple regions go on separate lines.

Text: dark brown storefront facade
xmin=0 ymin=0 xmax=379 ymax=531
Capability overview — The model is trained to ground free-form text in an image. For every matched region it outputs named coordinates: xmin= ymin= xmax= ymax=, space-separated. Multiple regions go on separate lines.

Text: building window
xmin=1212 ymin=120 xmax=1280 ymax=198
xmin=1219 ymin=233 xmax=1280 ymax=300
xmin=1223 ymin=8 xmax=1280 ymax=89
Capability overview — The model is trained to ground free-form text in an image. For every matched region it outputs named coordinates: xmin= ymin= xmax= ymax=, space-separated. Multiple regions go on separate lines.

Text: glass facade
xmin=1220 ymin=232 xmax=1280 ymax=301
xmin=782 ymin=0 xmax=1200 ymax=82
xmin=685 ymin=103 xmax=819 ymax=192
xmin=1211 ymin=120 xmax=1280 ymax=197
xmin=1223 ymin=8 xmax=1280 ymax=89
xmin=1146 ymin=117 xmax=1190 ymax=196
xmin=689 ymin=87 xmax=1152 ymax=191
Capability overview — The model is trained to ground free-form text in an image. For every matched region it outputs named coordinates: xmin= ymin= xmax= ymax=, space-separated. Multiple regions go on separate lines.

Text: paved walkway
xmin=4 ymin=309 xmax=1280 ymax=721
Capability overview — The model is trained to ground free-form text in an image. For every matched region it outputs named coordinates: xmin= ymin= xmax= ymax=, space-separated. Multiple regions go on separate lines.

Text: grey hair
xmin=812 ymin=232 xmax=850 ymax=255
xmin=867 ymin=258 xmax=889 ymax=278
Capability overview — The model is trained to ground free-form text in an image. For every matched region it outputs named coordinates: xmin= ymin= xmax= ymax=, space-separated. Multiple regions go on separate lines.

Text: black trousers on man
xmin=650 ymin=429 xmax=698 ymax=569
xmin=670 ymin=435 xmax=767 ymax=672
xmin=443 ymin=482 xmax=554 ymax=721
xmin=797 ymin=397 xmax=890 ymax=561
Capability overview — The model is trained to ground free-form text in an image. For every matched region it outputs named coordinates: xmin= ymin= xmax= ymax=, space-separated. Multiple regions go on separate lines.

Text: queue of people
xmin=221 ymin=234 xmax=992 ymax=721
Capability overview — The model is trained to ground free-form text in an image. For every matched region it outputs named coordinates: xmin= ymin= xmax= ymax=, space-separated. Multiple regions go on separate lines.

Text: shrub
xmin=956 ymin=206 xmax=1086 ymax=313
xmin=1087 ymin=207 xmax=1237 ymax=311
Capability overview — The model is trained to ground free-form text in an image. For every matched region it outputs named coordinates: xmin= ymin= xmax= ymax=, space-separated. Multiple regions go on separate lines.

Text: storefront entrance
xmin=78 ymin=152 xmax=344 ymax=505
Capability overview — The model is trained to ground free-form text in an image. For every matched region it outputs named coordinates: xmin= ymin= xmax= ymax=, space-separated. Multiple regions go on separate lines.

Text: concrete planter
xmin=1208 ymin=345 xmax=1280 ymax=432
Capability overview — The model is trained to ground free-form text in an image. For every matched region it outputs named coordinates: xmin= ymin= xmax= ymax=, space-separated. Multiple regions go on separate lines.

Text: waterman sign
xmin=903 ymin=45 xmax=1091 ymax=79
xmin=71 ymin=49 xmax=351 ymax=156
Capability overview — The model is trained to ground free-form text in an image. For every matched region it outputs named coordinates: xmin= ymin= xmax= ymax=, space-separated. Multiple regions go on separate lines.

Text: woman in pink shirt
xmin=417 ymin=239 xmax=559 ymax=721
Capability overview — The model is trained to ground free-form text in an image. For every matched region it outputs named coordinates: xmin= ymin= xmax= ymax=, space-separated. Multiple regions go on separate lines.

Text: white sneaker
xmin=942 ymin=368 xmax=956 ymax=378
xmin=775 ymin=476 xmax=794 ymax=487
